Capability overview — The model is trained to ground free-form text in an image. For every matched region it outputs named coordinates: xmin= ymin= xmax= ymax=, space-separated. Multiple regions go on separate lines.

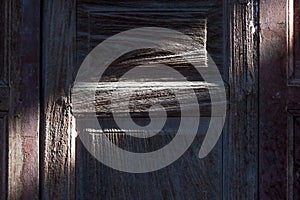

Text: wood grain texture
xmin=5 ymin=0 xmax=40 ymax=199
xmin=41 ymin=0 xmax=76 ymax=199
xmin=72 ymin=81 xmax=227 ymax=117
xmin=0 ymin=113 xmax=8 ymax=200
xmin=0 ymin=2 xmax=8 ymax=199
xmin=288 ymin=110 xmax=300 ymax=200
xmin=0 ymin=2 xmax=4 ymax=83
xmin=76 ymin=14 xmax=214 ymax=117
xmin=41 ymin=0 xmax=261 ymax=199
xmin=293 ymin=115 xmax=300 ymax=200
xmin=225 ymin=0 xmax=258 ymax=199
xmin=287 ymin=0 xmax=300 ymax=85
xmin=76 ymin=117 xmax=222 ymax=200
xmin=0 ymin=86 xmax=9 ymax=111
xmin=77 ymin=0 xmax=225 ymax=74
xmin=75 ymin=0 xmax=225 ymax=199
xmin=294 ymin=0 xmax=300 ymax=81
xmin=259 ymin=0 xmax=300 ymax=199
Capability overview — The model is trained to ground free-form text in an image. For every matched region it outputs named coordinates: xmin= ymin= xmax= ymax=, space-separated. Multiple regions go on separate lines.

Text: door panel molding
xmin=225 ymin=0 xmax=259 ymax=199
xmin=41 ymin=0 xmax=76 ymax=199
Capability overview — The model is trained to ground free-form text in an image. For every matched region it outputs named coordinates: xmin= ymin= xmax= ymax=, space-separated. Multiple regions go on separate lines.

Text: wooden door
xmin=41 ymin=0 xmax=258 ymax=200
xmin=8 ymin=0 xmax=300 ymax=199
xmin=260 ymin=0 xmax=300 ymax=199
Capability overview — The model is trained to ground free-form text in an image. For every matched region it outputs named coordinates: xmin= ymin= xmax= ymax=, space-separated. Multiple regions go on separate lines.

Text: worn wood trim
xmin=41 ymin=0 xmax=76 ymax=199
xmin=259 ymin=0 xmax=291 ymax=199
xmin=0 ymin=1 xmax=9 ymax=85
xmin=0 ymin=0 xmax=10 ymax=111
xmin=0 ymin=2 xmax=9 ymax=199
xmin=288 ymin=0 xmax=300 ymax=86
xmin=224 ymin=0 xmax=259 ymax=199
xmin=0 ymin=112 xmax=8 ymax=200
xmin=287 ymin=110 xmax=300 ymax=200
xmin=6 ymin=0 xmax=40 ymax=199
xmin=287 ymin=0 xmax=296 ymax=84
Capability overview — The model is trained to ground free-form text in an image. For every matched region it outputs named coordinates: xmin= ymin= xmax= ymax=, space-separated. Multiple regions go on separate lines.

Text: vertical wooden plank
xmin=7 ymin=0 xmax=40 ymax=199
xmin=294 ymin=0 xmax=300 ymax=79
xmin=293 ymin=116 xmax=300 ymax=200
xmin=259 ymin=0 xmax=288 ymax=199
xmin=260 ymin=0 xmax=300 ymax=198
xmin=224 ymin=0 xmax=259 ymax=199
xmin=41 ymin=0 xmax=76 ymax=199
xmin=259 ymin=0 xmax=287 ymax=198
xmin=288 ymin=110 xmax=300 ymax=200
xmin=0 ymin=113 xmax=8 ymax=200
xmin=0 ymin=2 xmax=9 ymax=199
xmin=0 ymin=2 xmax=4 ymax=82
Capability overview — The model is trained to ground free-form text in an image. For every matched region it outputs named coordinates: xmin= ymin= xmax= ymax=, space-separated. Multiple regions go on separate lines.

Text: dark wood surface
xmin=225 ymin=1 xmax=259 ymax=199
xmin=3 ymin=0 xmax=300 ymax=199
xmin=260 ymin=0 xmax=300 ymax=199
xmin=39 ymin=0 xmax=262 ymax=199
xmin=41 ymin=0 xmax=76 ymax=199
xmin=75 ymin=0 xmax=224 ymax=199
xmin=0 ymin=113 xmax=7 ymax=200
xmin=288 ymin=110 xmax=300 ymax=200
xmin=0 ymin=0 xmax=40 ymax=199
xmin=294 ymin=0 xmax=300 ymax=80
xmin=260 ymin=1 xmax=288 ymax=198
xmin=0 ymin=6 xmax=9 ymax=199
xmin=4 ymin=0 xmax=297 ymax=199
xmin=0 ymin=2 xmax=8 ymax=199
xmin=293 ymin=113 xmax=300 ymax=200
xmin=76 ymin=117 xmax=222 ymax=200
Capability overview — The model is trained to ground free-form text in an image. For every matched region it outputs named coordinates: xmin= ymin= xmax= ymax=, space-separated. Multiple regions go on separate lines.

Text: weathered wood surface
xmin=75 ymin=11 xmax=226 ymax=118
xmin=225 ymin=0 xmax=258 ymax=199
xmin=2 ymin=0 xmax=41 ymax=199
xmin=0 ymin=113 xmax=8 ymax=200
xmin=0 ymin=8 xmax=9 ymax=176
xmin=293 ymin=113 xmax=300 ymax=200
xmin=260 ymin=0 xmax=300 ymax=199
xmin=75 ymin=0 xmax=225 ymax=199
xmin=0 ymin=0 xmax=285 ymax=199
xmin=41 ymin=0 xmax=76 ymax=199
xmin=73 ymin=81 xmax=227 ymax=117
xmin=288 ymin=110 xmax=300 ymax=200
xmin=76 ymin=117 xmax=222 ymax=200
xmin=0 ymin=86 xmax=9 ymax=111
xmin=40 ymin=0 xmax=262 ymax=199
xmin=75 ymin=13 xmax=224 ymax=117
xmin=0 ymin=2 xmax=9 ymax=199
xmin=294 ymin=0 xmax=300 ymax=80
xmin=77 ymin=0 xmax=224 ymax=72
